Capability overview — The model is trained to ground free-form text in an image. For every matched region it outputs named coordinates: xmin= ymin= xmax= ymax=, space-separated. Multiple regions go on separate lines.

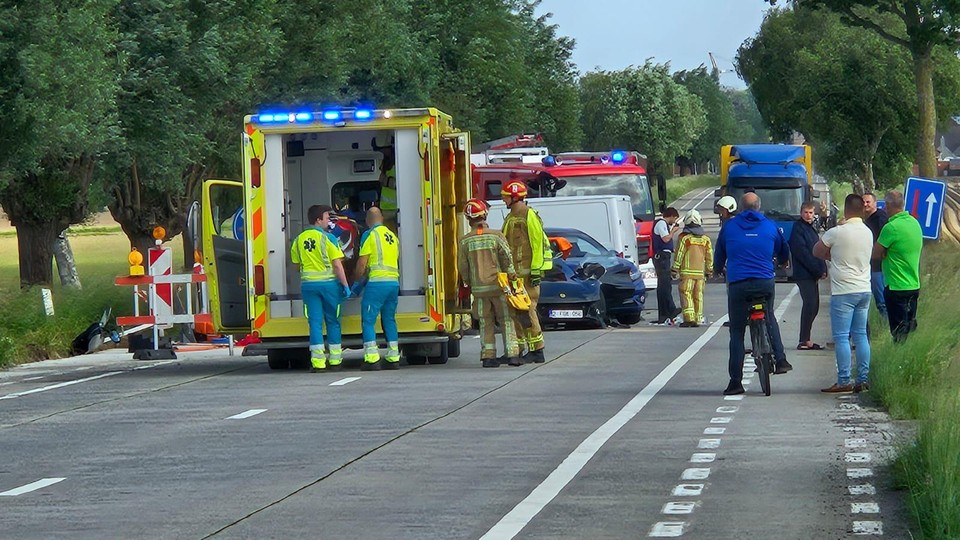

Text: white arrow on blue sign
xmin=904 ymin=176 xmax=946 ymax=239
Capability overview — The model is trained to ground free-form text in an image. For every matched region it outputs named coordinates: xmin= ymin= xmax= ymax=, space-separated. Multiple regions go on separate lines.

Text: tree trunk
xmin=913 ymin=49 xmax=938 ymax=178
xmin=53 ymin=230 xmax=82 ymax=289
xmin=15 ymin=221 xmax=61 ymax=288
xmin=130 ymin=235 xmax=158 ymax=263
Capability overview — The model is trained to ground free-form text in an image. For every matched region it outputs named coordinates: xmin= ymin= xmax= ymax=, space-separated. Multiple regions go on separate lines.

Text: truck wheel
xmin=427 ymin=342 xmax=449 ymax=365
xmin=289 ymin=348 xmax=311 ymax=370
xmin=267 ymin=350 xmax=290 ymax=370
xmin=447 ymin=337 xmax=461 ymax=359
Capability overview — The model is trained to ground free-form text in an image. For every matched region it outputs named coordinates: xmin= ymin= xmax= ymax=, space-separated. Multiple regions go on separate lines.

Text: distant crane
xmin=708 ymin=52 xmax=731 ymax=81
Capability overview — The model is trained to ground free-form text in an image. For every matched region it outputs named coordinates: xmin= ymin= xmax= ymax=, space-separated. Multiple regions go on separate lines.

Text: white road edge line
xmin=0 ymin=477 xmax=66 ymax=496
xmin=226 ymin=409 xmax=268 ymax=420
xmin=689 ymin=188 xmax=715 ymax=212
xmin=479 ymin=315 xmax=729 ymax=540
xmin=0 ymin=372 xmax=123 ymax=400
xmin=329 ymin=377 xmax=362 ymax=386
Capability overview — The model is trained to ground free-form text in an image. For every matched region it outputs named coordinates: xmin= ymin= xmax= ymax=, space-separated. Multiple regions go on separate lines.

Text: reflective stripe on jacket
xmin=672 ymin=233 xmax=714 ymax=277
xmin=290 ymin=227 xmax=344 ymax=282
xmin=502 ymin=206 xmax=553 ymax=277
xmin=359 ymin=224 xmax=400 ymax=281
xmin=457 ymin=226 xmax=516 ymax=297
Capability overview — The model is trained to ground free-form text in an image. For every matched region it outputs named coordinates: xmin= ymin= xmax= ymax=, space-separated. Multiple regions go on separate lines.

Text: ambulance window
xmin=331 ymin=181 xmax=381 ymax=222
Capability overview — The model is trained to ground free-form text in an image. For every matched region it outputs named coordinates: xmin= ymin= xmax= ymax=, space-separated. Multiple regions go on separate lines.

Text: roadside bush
xmin=666 ymin=174 xmax=719 ymax=205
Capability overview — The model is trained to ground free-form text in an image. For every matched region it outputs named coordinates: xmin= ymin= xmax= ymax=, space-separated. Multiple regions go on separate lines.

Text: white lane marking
xmin=226 ymin=409 xmax=268 ymax=420
xmin=710 ymin=417 xmax=732 ymax=424
xmin=662 ymin=502 xmax=696 ymax=515
xmin=851 ymin=502 xmax=880 ymax=514
xmin=73 ymin=366 xmax=94 ymax=371
xmin=681 ymin=468 xmax=711 ymax=480
xmin=0 ymin=382 xmax=13 ymax=387
xmin=671 ymin=484 xmax=704 ymax=496
xmin=724 ymin=394 xmax=744 ymax=401
xmin=0 ymin=372 xmax=122 ymax=400
xmin=0 ymin=477 xmax=66 ymax=496
xmin=690 ymin=453 xmax=716 ymax=463
xmin=650 ymin=521 xmax=687 ymax=537
xmin=847 ymin=468 xmax=874 ymax=479
xmin=840 ymin=403 xmax=862 ymax=411
xmin=849 ymin=484 xmax=877 ymax=496
xmin=479 ymin=316 xmax=729 ymax=540
xmin=703 ymin=427 xmax=725 ymax=435
xmin=680 ymin=187 xmax=715 ymax=211
xmin=698 ymin=439 xmax=721 ymax=449
xmin=22 ymin=376 xmax=45 ymax=381
xmin=845 ymin=453 xmax=872 ymax=463
xmin=716 ymin=406 xmax=739 ymax=414
xmin=774 ymin=287 xmax=799 ymax=319
xmin=329 ymin=377 xmax=362 ymax=386
xmin=844 ymin=426 xmax=866 ymax=433
xmin=846 ymin=438 xmax=867 ymax=448
xmin=852 ymin=521 xmax=884 ymax=535
xmin=131 ymin=360 xmax=177 ymax=371
xmin=742 ymin=378 xmax=752 ymax=385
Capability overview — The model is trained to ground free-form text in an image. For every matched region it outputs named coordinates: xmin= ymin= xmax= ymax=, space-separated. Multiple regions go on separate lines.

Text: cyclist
xmin=714 ymin=192 xmax=792 ymax=396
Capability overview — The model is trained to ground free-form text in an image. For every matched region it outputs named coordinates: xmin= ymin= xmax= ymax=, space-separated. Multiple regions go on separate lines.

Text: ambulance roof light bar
xmin=542 ymin=150 xmax=637 ymax=167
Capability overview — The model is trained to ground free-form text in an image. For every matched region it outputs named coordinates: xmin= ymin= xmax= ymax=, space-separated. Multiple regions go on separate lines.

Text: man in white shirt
xmin=813 ymin=194 xmax=874 ymax=394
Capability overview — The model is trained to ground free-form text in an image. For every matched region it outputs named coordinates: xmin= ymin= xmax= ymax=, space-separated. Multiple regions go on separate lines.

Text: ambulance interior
xmin=265 ymin=128 xmax=426 ymax=319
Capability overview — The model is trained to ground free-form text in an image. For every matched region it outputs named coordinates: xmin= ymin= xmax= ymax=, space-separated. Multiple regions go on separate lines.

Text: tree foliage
xmin=724 ymin=89 xmax=769 ymax=144
xmin=673 ymin=66 xmax=740 ymax=165
xmin=579 ymin=62 xmax=707 ymax=174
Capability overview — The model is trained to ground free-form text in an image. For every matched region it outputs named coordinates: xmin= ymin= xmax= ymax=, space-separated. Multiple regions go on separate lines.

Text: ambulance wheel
xmin=289 ymin=348 xmax=312 ymax=370
xmin=267 ymin=350 xmax=290 ymax=370
xmin=447 ymin=338 xmax=461 ymax=359
xmin=402 ymin=345 xmax=428 ymax=365
xmin=427 ymin=342 xmax=449 ymax=365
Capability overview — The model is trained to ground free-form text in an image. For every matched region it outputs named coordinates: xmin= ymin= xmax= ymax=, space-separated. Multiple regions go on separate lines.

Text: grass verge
xmin=0 ymin=233 xmax=185 ymax=368
xmin=870 ymin=243 xmax=960 ymax=538
xmin=666 ymin=174 xmax=719 ymax=205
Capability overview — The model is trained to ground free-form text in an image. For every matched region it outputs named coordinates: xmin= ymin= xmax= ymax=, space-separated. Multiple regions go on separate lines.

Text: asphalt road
xmin=0 ymin=187 xmax=911 ymax=539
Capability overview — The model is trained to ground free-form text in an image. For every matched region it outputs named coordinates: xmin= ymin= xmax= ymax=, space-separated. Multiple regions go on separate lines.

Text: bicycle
xmin=747 ymin=295 xmax=775 ymax=396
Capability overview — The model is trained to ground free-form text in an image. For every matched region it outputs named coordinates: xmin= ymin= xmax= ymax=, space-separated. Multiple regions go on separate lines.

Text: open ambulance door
xmin=440 ymin=132 xmax=471 ymax=316
xmin=201 ymin=179 xmax=250 ymax=332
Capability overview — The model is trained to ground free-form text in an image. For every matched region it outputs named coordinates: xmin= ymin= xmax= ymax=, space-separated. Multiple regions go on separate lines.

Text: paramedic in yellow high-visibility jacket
xmin=290 ymin=205 xmax=352 ymax=372
xmin=352 ymin=207 xmax=401 ymax=371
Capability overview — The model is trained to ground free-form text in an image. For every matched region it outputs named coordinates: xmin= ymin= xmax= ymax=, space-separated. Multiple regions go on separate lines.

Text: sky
xmin=535 ymin=0 xmax=773 ymax=88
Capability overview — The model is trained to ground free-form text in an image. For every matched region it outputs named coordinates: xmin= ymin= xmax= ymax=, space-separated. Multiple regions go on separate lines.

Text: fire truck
xmin=470 ymin=133 xmax=549 ymax=167
xmin=472 ymin=151 xmax=667 ymax=289
xmin=200 ymin=107 xmax=471 ymax=368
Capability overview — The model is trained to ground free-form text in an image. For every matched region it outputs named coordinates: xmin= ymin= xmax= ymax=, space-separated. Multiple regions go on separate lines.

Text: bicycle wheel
xmin=756 ymin=323 xmax=772 ymax=397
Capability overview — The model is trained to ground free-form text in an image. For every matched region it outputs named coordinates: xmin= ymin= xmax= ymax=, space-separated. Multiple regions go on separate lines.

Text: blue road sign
xmin=876 ymin=200 xmax=886 ymax=210
xmin=904 ymin=176 xmax=946 ymax=239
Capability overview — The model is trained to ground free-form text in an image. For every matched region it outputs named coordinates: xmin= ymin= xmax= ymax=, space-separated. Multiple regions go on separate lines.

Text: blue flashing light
xmin=354 ymin=109 xmax=373 ymax=120
xmin=611 ymin=150 xmax=627 ymax=164
xmin=322 ymin=110 xmax=342 ymax=122
xmin=257 ymin=114 xmax=276 ymax=123
xmin=295 ymin=112 xmax=312 ymax=122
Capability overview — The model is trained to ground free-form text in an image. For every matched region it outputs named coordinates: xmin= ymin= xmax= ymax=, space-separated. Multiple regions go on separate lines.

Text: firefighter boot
xmin=310 ymin=345 xmax=327 ymax=372
xmin=482 ymin=357 xmax=500 ymax=368
xmin=526 ymin=349 xmax=546 ymax=363
xmin=362 ymin=341 xmax=381 ymax=371
xmin=328 ymin=345 xmax=343 ymax=372
xmin=384 ymin=342 xmax=400 ymax=370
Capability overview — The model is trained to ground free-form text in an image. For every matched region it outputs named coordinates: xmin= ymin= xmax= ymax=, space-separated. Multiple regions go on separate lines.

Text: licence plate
xmin=550 ymin=309 xmax=583 ymax=319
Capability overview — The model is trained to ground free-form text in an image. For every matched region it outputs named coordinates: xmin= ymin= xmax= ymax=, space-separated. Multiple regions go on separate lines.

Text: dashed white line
xmin=671 ymin=484 xmax=704 ymax=496
xmin=703 ymin=427 xmax=725 ymax=435
xmin=848 ymin=484 xmax=877 ymax=496
xmin=710 ymin=417 xmax=732 ymax=424
xmin=650 ymin=521 xmax=687 ymax=537
xmin=479 ymin=316 xmax=729 ymax=540
xmin=681 ymin=468 xmax=711 ymax=480
xmin=852 ymin=521 xmax=884 ymax=535
xmin=847 ymin=468 xmax=874 ymax=479
xmin=329 ymin=377 xmax=362 ymax=386
xmin=845 ymin=438 xmax=867 ymax=448
xmin=226 ymin=409 xmax=268 ymax=420
xmin=716 ymin=406 xmax=739 ymax=414
xmin=723 ymin=394 xmax=744 ymax=401
xmin=698 ymin=439 xmax=721 ymax=449
xmin=0 ymin=372 xmax=123 ymax=400
xmin=0 ymin=477 xmax=66 ymax=496
xmin=851 ymin=502 xmax=880 ymax=514
xmin=690 ymin=453 xmax=716 ymax=463
xmin=22 ymin=376 xmax=45 ymax=381
xmin=845 ymin=453 xmax=872 ymax=463
xmin=662 ymin=502 xmax=696 ymax=515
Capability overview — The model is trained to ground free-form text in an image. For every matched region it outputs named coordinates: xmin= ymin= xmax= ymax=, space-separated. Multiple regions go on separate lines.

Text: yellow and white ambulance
xmin=201 ymin=108 xmax=471 ymax=368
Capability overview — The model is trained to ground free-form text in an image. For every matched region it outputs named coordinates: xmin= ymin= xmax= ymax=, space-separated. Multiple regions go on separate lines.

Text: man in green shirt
xmin=873 ymin=191 xmax=922 ymax=342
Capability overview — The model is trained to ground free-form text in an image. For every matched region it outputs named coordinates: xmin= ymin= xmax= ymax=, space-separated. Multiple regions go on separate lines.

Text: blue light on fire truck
xmin=322 ymin=110 xmax=343 ymax=122
xmin=611 ymin=151 xmax=627 ymax=164
xmin=354 ymin=109 xmax=373 ymax=120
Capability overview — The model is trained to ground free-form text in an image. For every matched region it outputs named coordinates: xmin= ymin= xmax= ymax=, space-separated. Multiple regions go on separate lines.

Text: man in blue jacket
xmin=789 ymin=202 xmax=828 ymax=350
xmin=714 ymin=193 xmax=792 ymax=395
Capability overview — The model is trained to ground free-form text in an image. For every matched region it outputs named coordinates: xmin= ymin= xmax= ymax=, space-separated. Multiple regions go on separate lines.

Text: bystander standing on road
xmin=814 ymin=194 xmax=874 ymax=394
xmin=874 ymin=191 xmax=923 ymax=342
xmin=652 ymin=207 xmax=682 ymax=324
xmin=789 ymin=202 xmax=827 ymax=350
xmin=714 ymin=193 xmax=792 ymax=396
xmin=863 ymin=193 xmax=889 ymax=318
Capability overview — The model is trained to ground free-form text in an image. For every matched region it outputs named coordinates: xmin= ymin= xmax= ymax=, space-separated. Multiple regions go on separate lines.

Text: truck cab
xmin=472 ymin=151 xmax=666 ymax=288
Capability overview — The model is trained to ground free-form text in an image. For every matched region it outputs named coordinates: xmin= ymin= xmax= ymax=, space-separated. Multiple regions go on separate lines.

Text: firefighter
xmin=290 ymin=205 xmax=352 ymax=372
xmin=672 ymin=210 xmax=714 ymax=328
xmin=352 ymin=207 xmax=401 ymax=371
xmin=500 ymin=179 xmax=552 ymax=363
xmin=373 ymin=136 xmax=398 ymax=233
xmin=458 ymin=199 xmax=522 ymax=368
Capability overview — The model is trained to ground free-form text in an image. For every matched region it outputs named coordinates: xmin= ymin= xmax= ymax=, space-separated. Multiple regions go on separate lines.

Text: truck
xmin=470 ymin=133 xmax=549 ymax=167
xmin=483 ymin=195 xmax=640 ymax=264
xmin=472 ymin=150 xmax=667 ymax=290
xmin=716 ymin=144 xmax=816 ymax=241
xmin=200 ymin=107 xmax=472 ymax=369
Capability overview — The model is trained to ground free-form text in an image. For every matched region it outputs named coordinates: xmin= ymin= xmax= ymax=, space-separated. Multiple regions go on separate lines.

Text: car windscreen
xmin=728 ymin=185 xmax=804 ymax=220
xmin=551 ymin=174 xmax=654 ymax=218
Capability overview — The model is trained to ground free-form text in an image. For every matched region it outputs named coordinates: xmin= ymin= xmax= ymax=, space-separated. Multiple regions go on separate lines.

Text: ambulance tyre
xmin=267 ymin=350 xmax=290 ymax=370
xmin=289 ymin=348 xmax=312 ymax=370
xmin=427 ymin=342 xmax=449 ymax=365
xmin=447 ymin=337 xmax=461 ymax=359
xmin=402 ymin=344 xmax=428 ymax=365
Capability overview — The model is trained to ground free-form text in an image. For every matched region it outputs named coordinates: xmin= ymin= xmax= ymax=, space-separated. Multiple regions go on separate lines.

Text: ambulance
xmin=200 ymin=108 xmax=471 ymax=369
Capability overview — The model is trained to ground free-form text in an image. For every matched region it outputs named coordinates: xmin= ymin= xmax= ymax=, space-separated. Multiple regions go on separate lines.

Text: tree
xmin=580 ymin=62 xmax=707 ymax=174
xmin=795 ymin=0 xmax=960 ymax=177
xmin=0 ymin=0 xmax=120 ymax=287
xmin=674 ymin=66 xmax=740 ymax=171
xmin=725 ymin=89 xmax=769 ymax=144
xmin=739 ymin=6 xmax=960 ymax=191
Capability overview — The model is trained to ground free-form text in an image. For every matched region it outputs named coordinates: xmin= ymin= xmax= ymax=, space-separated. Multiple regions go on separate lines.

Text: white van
xmin=486 ymin=195 xmax=638 ymax=263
